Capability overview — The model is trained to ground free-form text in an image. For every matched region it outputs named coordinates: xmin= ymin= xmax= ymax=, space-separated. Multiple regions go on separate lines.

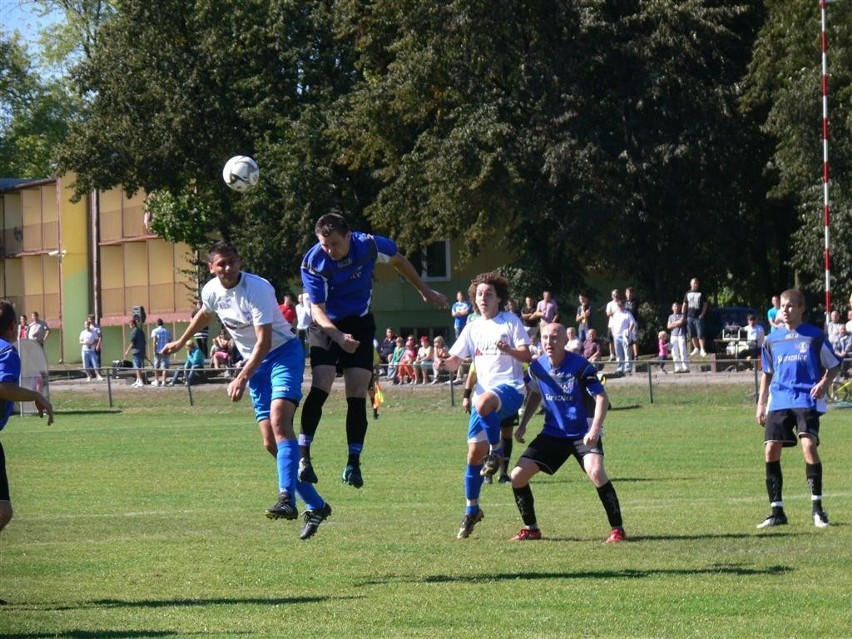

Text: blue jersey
xmin=0 ymin=339 xmax=21 ymax=431
xmin=761 ymin=323 xmax=841 ymax=414
xmin=301 ymin=232 xmax=397 ymax=321
xmin=528 ymin=352 xmax=605 ymax=439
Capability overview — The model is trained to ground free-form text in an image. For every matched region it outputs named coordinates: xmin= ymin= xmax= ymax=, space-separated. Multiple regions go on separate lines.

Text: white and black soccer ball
xmin=222 ymin=155 xmax=259 ymax=192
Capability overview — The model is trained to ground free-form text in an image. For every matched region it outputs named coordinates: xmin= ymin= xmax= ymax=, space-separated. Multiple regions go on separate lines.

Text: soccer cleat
xmin=756 ymin=513 xmax=788 ymax=529
xmin=511 ymin=528 xmax=542 ymax=541
xmin=265 ymin=491 xmax=298 ymax=520
xmin=813 ymin=511 xmax=830 ymax=528
xmin=298 ymin=458 xmax=319 ymax=484
xmin=605 ymin=527 xmax=626 ymax=543
xmin=299 ymin=502 xmax=332 ymax=540
xmin=498 ymin=473 xmax=511 ymax=484
xmin=342 ymin=463 xmax=364 ymax=488
xmin=457 ymin=509 xmax=485 ymax=539
xmin=480 ymin=452 xmax=504 ymax=478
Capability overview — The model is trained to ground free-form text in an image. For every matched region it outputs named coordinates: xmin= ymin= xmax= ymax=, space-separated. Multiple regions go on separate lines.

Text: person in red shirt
xmin=279 ymin=294 xmax=297 ymax=326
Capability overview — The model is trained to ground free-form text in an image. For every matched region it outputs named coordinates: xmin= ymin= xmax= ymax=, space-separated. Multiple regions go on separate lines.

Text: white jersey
xmin=201 ymin=272 xmax=297 ymax=359
xmin=449 ymin=311 xmax=529 ymax=396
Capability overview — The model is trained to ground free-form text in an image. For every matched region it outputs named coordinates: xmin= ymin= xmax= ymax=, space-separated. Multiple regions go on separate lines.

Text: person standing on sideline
xmin=605 ymin=289 xmax=621 ymax=361
xmin=123 ymin=317 xmax=147 ymax=387
xmin=534 ymin=290 xmax=559 ymax=327
xmin=87 ymin=314 xmax=103 ymax=376
xmin=17 ymin=315 xmax=28 ymax=341
xmin=161 ymin=241 xmax=332 ymax=539
xmin=755 ymin=289 xmax=841 ymax=529
xmin=682 ymin=278 xmax=708 ymax=357
xmin=575 ymin=294 xmax=591 ymax=344
xmin=279 ymin=293 xmax=297 ymax=326
xmin=520 ymin=296 xmax=539 ymax=338
xmin=0 ymin=301 xmax=55 ymax=549
xmin=191 ymin=301 xmax=209 ymax=357
xmin=624 ymin=287 xmax=640 ymax=360
xmin=667 ymin=302 xmax=688 ymax=373
xmin=295 ymin=294 xmax=312 ymax=353
xmin=79 ymin=318 xmax=103 ymax=381
xmin=26 ymin=312 xmax=50 ymax=348
xmin=510 ymin=322 xmax=625 ymax=543
xmin=766 ymin=295 xmax=783 ymax=332
xmin=451 ymin=291 xmax=472 ymax=340
xmin=299 ymin=212 xmax=448 ymax=489
xmin=150 ymin=318 xmax=173 ymax=386
xmin=433 ymin=272 xmax=531 ymax=539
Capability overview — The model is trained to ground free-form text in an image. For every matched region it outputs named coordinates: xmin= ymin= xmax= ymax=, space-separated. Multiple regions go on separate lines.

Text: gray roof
xmin=0 ymin=178 xmax=52 ymax=192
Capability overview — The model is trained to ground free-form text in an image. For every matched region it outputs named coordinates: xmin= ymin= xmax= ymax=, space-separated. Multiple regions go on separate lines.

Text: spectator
xmin=738 ymin=314 xmax=766 ymax=366
xmin=396 ymin=336 xmax=417 ymax=384
xmin=682 ymin=277 xmax=708 ymax=357
xmin=666 ymin=301 xmax=688 ymax=373
xmin=826 ymin=310 xmax=843 ymax=344
xmin=17 ymin=315 xmax=28 ymax=341
xmin=26 ymin=312 xmax=50 ymax=348
xmin=191 ymin=301 xmax=209 ymax=357
xmin=582 ymin=328 xmax=602 ymax=364
xmin=832 ymin=325 xmax=851 ymax=378
xmin=167 ymin=341 xmax=206 ymax=386
xmin=451 ymin=291 xmax=472 ymax=340
xmin=431 ymin=336 xmax=450 ymax=383
xmin=388 ymin=336 xmax=405 ymax=383
xmin=295 ymin=294 xmax=311 ymax=352
xmin=414 ymin=335 xmax=434 ymax=384
xmin=534 ymin=290 xmax=559 ymax=327
xmin=79 ymin=318 xmax=103 ymax=381
xmin=123 ymin=317 xmax=147 ymax=387
xmin=657 ymin=330 xmax=669 ymax=373
xmin=377 ymin=327 xmax=397 ymax=376
xmin=87 ymin=314 xmax=103 ymax=375
xmin=506 ymin=298 xmax=521 ymax=318
xmin=624 ymin=287 xmax=640 ymax=359
xmin=575 ymin=294 xmax=591 ymax=344
xmin=209 ymin=328 xmax=233 ymax=374
xmin=611 ymin=299 xmax=637 ymax=375
xmin=279 ymin=293 xmax=297 ymax=326
xmin=605 ymin=289 xmax=621 ymax=361
xmin=150 ymin=318 xmax=173 ymax=387
xmin=520 ymin=296 xmax=539 ymax=338
xmin=767 ymin=295 xmax=782 ymax=332
xmin=565 ymin=326 xmax=581 ymax=354
xmin=845 ymin=309 xmax=852 ymax=334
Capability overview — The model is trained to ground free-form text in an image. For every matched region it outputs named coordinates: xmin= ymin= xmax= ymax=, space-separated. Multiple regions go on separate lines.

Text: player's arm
xmin=497 ymin=341 xmax=532 ymax=363
xmin=388 ymin=252 xmax=448 ymax=309
xmin=228 ymin=323 xmax=271 ymax=402
xmin=435 ymin=353 xmax=465 ymax=373
xmin=516 ymin=389 xmax=541 ymax=443
xmin=0 ymin=382 xmax=54 ymax=425
xmin=583 ymin=391 xmax=609 ymax=446
xmin=462 ymin=369 xmax=477 ymax=414
xmin=161 ymin=310 xmax=211 ymax=356
xmin=756 ymin=371 xmax=771 ymax=425
xmin=310 ymin=301 xmax=360 ymax=354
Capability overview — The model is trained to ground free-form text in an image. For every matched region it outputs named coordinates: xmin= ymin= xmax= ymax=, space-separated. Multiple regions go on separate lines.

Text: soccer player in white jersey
xmin=161 ymin=241 xmax=331 ymax=540
xmin=755 ymin=289 xmax=841 ymax=529
xmin=434 ymin=272 xmax=531 ymax=539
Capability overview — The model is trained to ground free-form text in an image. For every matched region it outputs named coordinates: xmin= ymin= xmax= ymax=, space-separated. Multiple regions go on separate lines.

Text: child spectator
xmin=658 ymin=330 xmax=669 ymax=373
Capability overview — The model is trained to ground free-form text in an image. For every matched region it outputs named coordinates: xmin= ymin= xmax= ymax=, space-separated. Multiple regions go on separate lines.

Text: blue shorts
xmin=467 ymin=384 xmax=524 ymax=442
xmin=249 ymin=339 xmax=305 ymax=423
xmin=131 ymin=353 xmax=144 ymax=369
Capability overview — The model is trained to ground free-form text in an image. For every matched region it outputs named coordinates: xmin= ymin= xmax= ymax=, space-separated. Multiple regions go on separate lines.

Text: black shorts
xmin=520 ymin=433 xmax=604 ymax=475
xmin=0 ymin=441 xmax=9 ymax=502
xmin=764 ymin=408 xmax=821 ymax=447
xmin=308 ymin=313 xmax=376 ymax=372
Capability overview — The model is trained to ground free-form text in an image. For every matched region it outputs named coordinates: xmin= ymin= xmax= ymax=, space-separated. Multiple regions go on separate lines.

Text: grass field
xmin=0 ymin=383 xmax=850 ymax=638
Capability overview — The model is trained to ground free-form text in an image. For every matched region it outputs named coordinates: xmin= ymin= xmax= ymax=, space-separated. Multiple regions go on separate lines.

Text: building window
xmin=408 ymin=240 xmax=450 ymax=282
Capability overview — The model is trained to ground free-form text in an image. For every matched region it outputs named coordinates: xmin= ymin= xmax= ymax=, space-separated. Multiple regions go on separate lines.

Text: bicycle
xmin=828 ymin=376 xmax=852 ymax=403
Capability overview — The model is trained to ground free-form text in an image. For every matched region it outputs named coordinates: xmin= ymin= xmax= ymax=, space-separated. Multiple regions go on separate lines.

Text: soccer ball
xmin=222 ymin=155 xmax=259 ymax=192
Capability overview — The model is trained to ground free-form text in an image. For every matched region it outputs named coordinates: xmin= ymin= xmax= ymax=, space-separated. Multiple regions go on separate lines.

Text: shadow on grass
xmin=360 ymin=563 xmax=791 ymax=586
xmin=609 ymin=404 xmax=643 ymax=411
xmin=15 ymin=595 xmax=340 ymax=613
xmin=0 ymin=632 xmax=207 ymax=639
xmin=55 ymin=409 xmax=122 ymax=415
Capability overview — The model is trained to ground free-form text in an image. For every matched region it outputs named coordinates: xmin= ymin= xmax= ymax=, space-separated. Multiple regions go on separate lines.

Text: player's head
xmin=779 ymin=289 xmax=805 ymax=327
xmin=540 ymin=322 xmax=567 ymax=359
xmin=207 ymin=241 xmax=242 ymax=289
xmin=0 ymin=301 xmax=18 ymax=340
xmin=315 ymin=213 xmax=352 ymax=261
xmin=471 ymin=272 xmax=509 ymax=318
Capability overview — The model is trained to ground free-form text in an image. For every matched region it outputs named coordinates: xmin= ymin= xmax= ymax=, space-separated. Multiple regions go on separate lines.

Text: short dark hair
xmin=207 ymin=240 xmax=240 ymax=262
xmin=0 ymin=301 xmax=17 ymax=335
xmin=315 ymin=212 xmax=349 ymax=238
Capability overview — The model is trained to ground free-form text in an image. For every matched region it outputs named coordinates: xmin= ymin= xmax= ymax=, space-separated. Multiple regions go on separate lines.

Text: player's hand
xmin=755 ymin=402 xmax=766 ymax=426
xmin=496 ymin=340 xmax=509 ymax=353
xmin=810 ymin=381 xmax=827 ymax=400
xmin=337 ymin=333 xmax=360 ymax=354
xmin=583 ymin=430 xmax=600 ymax=446
xmin=228 ymin=376 xmax=248 ymax=402
xmin=160 ymin=340 xmax=183 ymax=357
xmin=35 ymin=397 xmax=54 ymax=426
xmin=514 ymin=424 xmax=526 ymax=443
xmin=422 ymin=289 xmax=449 ymax=309
xmin=462 ymin=397 xmax=471 ymax=414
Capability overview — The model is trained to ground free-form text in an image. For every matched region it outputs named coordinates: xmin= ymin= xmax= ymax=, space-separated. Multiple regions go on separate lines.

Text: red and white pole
xmin=820 ymin=0 xmax=833 ymax=322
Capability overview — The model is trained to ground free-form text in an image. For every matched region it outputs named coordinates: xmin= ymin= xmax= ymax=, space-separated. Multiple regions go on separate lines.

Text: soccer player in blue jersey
xmin=509 ymin=322 xmax=625 ymax=543
xmin=755 ymin=289 xmax=841 ymax=529
xmin=298 ymin=213 xmax=448 ymax=488
xmin=433 ymin=272 xmax=531 ymax=538
xmin=0 ymin=301 xmax=54 ymax=548
xmin=161 ymin=242 xmax=331 ymax=539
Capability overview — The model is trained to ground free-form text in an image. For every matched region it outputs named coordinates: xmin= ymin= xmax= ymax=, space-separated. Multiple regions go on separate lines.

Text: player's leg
xmin=580 ymin=447 xmax=624 ymax=542
xmin=0 ymin=442 xmax=12 ymax=533
xmin=298 ymin=324 xmax=337 ymax=482
xmin=498 ymin=415 xmax=515 ymax=483
xmin=758 ymin=412 xmax=790 ymax=528
xmin=509 ymin=457 xmax=542 ymax=540
xmin=457 ymin=421 xmax=489 ymax=539
xmin=475 ymin=385 xmax=523 ymax=478
xmin=798 ymin=411 xmax=828 ymax=528
xmin=341 ymin=366 xmax=372 ymax=488
xmin=257 ymin=420 xmax=277 ymax=458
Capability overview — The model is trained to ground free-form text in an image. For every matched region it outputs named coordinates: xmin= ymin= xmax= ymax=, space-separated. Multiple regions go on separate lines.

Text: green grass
xmin=0 ymin=385 xmax=850 ymax=638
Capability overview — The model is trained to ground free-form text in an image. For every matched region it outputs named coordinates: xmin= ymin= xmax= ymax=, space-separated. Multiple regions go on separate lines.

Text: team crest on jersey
xmin=798 ymin=341 xmax=808 ymax=354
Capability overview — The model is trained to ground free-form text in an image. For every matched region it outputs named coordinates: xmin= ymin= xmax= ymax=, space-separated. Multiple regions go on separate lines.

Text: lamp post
xmin=48 ymin=249 xmax=66 ymax=363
